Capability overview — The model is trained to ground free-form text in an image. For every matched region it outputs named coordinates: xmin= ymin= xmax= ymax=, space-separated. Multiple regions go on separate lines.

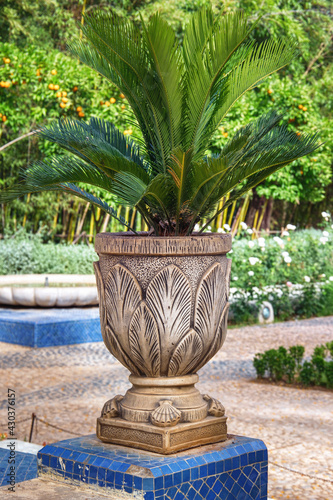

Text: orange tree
xmin=0 ymin=42 xmax=137 ymax=236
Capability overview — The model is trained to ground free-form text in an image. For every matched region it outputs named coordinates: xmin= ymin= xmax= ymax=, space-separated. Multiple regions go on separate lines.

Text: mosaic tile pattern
xmin=0 ymin=307 xmax=102 ymax=347
xmin=0 ymin=448 xmax=37 ymax=487
xmin=38 ymin=434 xmax=268 ymax=499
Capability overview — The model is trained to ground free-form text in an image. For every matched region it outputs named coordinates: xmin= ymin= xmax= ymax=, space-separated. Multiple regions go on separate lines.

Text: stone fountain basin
xmin=0 ymin=274 xmax=98 ymax=307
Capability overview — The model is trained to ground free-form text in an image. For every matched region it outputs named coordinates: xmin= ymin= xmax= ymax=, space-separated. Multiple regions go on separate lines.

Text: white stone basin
xmin=0 ymin=274 xmax=98 ymax=307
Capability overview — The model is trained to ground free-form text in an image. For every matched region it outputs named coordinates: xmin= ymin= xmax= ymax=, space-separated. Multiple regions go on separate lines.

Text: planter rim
xmin=95 ymin=232 xmax=232 ymax=256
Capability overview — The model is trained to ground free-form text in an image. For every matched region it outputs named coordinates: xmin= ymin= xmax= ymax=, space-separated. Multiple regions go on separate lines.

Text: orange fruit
xmin=0 ymin=113 xmax=2 ymax=117
xmin=76 ymin=106 xmax=82 ymax=112
xmin=48 ymin=83 xmax=55 ymax=90
xmin=2 ymin=115 xmax=7 ymax=122
xmin=0 ymin=81 xmax=5 ymax=88
xmin=104 ymin=101 xmax=110 ymax=107
xmin=56 ymin=91 xmax=62 ymax=97
xmin=54 ymin=84 xmax=59 ymax=90
xmin=36 ymin=69 xmax=41 ymax=76
xmin=303 ymin=106 xmax=307 ymax=111
xmin=120 ymin=93 xmax=125 ymax=99
xmin=78 ymin=111 xmax=85 ymax=117
xmin=296 ymin=131 xmax=301 ymax=136
xmin=110 ymin=97 xmax=116 ymax=104
xmin=298 ymin=104 xmax=303 ymax=110
xmin=59 ymin=102 xmax=66 ymax=108
xmin=73 ymin=86 xmax=78 ymax=92
xmin=61 ymin=97 xmax=68 ymax=103
xmin=267 ymin=89 xmax=273 ymax=94
xmin=51 ymin=69 xmax=57 ymax=75
xmin=62 ymin=91 xmax=67 ymax=97
xmin=121 ymin=104 xmax=126 ymax=110
xmin=100 ymin=101 xmax=104 ymax=106
xmin=38 ymin=78 xmax=42 ymax=82
xmin=3 ymin=58 xmax=10 ymax=64
xmin=22 ymin=80 xmax=26 ymax=85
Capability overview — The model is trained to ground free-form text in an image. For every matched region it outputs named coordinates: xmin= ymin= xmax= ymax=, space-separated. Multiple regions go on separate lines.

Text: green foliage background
xmin=0 ymin=0 xmax=332 ymax=235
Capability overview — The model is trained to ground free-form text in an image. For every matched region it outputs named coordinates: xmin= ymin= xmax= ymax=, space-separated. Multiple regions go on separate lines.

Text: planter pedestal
xmin=37 ymin=434 xmax=268 ymax=499
xmin=97 ymin=374 xmax=227 ymax=454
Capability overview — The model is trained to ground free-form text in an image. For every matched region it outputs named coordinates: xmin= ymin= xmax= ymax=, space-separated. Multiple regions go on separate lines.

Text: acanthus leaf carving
xmin=146 ymin=264 xmax=191 ymax=374
xmin=129 ymin=301 xmax=161 ymax=377
xmin=194 ymin=262 xmax=227 ymax=363
xmin=93 ymin=261 xmax=107 ymax=334
xmin=195 ymin=302 xmax=229 ymax=371
xmin=104 ymin=264 xmax=142 ymax=357
xmin=168 ymin=329 xmax=203 ymax=376
xmin=101 ymin=395 xmax=124 ymax=419
xmin=105 ymin=325 xmax=141 ymax=376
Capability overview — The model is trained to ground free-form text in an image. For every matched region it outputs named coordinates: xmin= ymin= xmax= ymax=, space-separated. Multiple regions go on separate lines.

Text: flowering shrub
xmin=228 ymin=226 xmax=333 ymax=290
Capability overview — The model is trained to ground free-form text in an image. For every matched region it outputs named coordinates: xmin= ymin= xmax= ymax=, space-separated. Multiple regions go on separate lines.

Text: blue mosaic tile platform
xmin=0 ymin=307 xmax=102 ymax=347
xmin=38 ymin=434 xmax=268 ymax=499
xmin=0 ymin=447 xmax=37 ymax=487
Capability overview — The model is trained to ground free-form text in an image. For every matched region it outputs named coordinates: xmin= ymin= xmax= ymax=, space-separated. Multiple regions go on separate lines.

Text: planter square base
xmin=37 ymin=434 xmax=268 ymax=499
xmin=97 ymin=415 xmax=228 ymax=454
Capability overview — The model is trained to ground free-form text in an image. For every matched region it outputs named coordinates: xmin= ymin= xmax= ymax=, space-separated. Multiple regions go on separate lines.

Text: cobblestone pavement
xmin=0 ymin=316 xmax=332 ymax=499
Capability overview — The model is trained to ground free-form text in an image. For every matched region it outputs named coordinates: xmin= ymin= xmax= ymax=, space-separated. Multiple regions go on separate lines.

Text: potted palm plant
xmin=1 ymin=6 xmax=319 ymax=453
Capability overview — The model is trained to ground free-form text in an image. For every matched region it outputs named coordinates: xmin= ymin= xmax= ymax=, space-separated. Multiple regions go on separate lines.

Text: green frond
xmin=39 ymin=118 xmax=150 ymax=183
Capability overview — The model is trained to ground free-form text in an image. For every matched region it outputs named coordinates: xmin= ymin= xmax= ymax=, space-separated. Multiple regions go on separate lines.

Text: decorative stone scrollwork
xmin=203 ymin=394 xmax=225 ymax=417
xmin=94 ymin=262 xmax=229 ymax=378
xmin=150 ymin=400 xmax=181 ymax=427
xmin=101 ymin=395 xmax=124 ymax=419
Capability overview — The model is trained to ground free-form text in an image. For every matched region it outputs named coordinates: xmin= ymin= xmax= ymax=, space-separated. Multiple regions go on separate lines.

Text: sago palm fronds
xmin=0 ymin=5 xmax=321 ymax=235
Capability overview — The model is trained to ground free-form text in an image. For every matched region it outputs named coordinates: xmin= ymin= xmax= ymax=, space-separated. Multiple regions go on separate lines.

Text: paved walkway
xmin=0 ymin=316 xmax=332 ymax=499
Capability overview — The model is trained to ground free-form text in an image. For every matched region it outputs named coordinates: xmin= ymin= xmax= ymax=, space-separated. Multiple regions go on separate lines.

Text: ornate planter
xmin=94 ymin=233 xmax=231 ymax=454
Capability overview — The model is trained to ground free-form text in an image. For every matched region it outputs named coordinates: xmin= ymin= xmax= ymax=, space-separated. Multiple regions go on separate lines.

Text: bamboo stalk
xmin=227 ymin=200 xmax=237 ymax=228
xmin=22 ymin=193 xmax=31 ymax=228
xmin=89 ymin=211 xmax=95 ymax=243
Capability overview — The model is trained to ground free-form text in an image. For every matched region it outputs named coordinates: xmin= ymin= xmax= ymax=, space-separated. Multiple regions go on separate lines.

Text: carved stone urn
xmin=94 ymin=232 xmax=231 ymax=454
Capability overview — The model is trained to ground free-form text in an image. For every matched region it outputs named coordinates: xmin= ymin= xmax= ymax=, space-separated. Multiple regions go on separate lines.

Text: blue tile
xmin=115 ymin=472 xmax=124 ymax=485
xmin=207 ymin=462 xmax=216 ymax=476
xmin=206 ymin=476 xmax=215 ymax=487
xmin=144 ymin=492 xmax=155 ymax=500
xmin=142 ymin=477 xmax=154 ymax=490
xmin=182 ymin=468 xmax=191 ymax=482
xmin=134 ymin=476 xmax=143 ymax=490
xmin=216 ymin=460 xmax=224 ymax=473
xmin=164 ymin=474 xmax=174 ymax=488
xmin=224 ymin=458 xmax=233 ymax=472
xmin=190 ymin=467 xmax=199 ymax=480
xmin=241 ymin=454 xmax=248 ymax=467
xmin=106 ymin=469 xmax=115 ymax=484
xmin=248 ymin=452 xmax=256 ymax=464
xmin=199 ymin=465 xmax=208 ymax=477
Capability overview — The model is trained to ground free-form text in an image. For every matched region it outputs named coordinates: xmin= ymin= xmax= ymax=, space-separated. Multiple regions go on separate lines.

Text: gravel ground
xmin=0 ymin=316 xmax=332 ymax=499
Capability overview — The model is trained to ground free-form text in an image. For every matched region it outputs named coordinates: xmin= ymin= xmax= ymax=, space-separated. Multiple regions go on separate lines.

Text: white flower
xmin=217 ymin=228 xmax=225 ymax=233
xmin=247 ymin=228 xmax=253 ymax=234
xmin=248 ymin=271 xmax=254 ymax=276
xmin=331 ymin=224 xmax=333 ymax=230
xmin=304 ymin=276 xmax=311 ymax=282
xmin=328 ymin=276 xmax=333 ymax=281
xmin=258 ymin=237 xmax=265 ymax=247
xmin=207 ymin=226 xmax=212 ymax=231
xmin=286 ymin=224 xmax=296 ymax=230
xmin=273 ymin=236 xmax=283 ymax=245
xmin=233 ymin=276 xmax=238 ymax=281
xmin=240 ymin=222 xmax=247 ymax=229
xmin=223 ymin=223 xmax=231 ymax=231
xmin=194 ymin=224 xmax=200 ymax=232
xmin=281 ymin=230 xmax=290 ymax=237
xmin=284 ymin=255 xmax=292 ymax=263
xmin=248 ymin=240 xmax=255 ymax=248
xmin=323 ymin=231 xmax=329 ymax=237
xmin=249 ymin=257 xmax=260 ymax=265
xmin=229 ymin=249 xmax=233 ymax=254
xmin=320 ymin=237 xmax=328 ymax=244
xmin=282 ymin=251 xmax=289 ymax=258
xmin=322 ymin=211 xmax=330 ymax=218
xmin=319 ymin=274 xmax=326 ymax=278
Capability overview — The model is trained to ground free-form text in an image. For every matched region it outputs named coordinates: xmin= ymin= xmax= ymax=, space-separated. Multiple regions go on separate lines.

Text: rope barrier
xmin=268 ymin=460 xmax=333 ymax=484
xmin=35 ymin=417 xmax=84 ymax=436
xmin=0 ymin=417 xmax=31 ymax=428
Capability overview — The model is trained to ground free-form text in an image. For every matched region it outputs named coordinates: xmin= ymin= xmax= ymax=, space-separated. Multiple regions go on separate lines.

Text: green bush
xmin=254 ymin=342 xmax=333 ymax=389
xmin=0 ymin=230 xmax=97 ymax=274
